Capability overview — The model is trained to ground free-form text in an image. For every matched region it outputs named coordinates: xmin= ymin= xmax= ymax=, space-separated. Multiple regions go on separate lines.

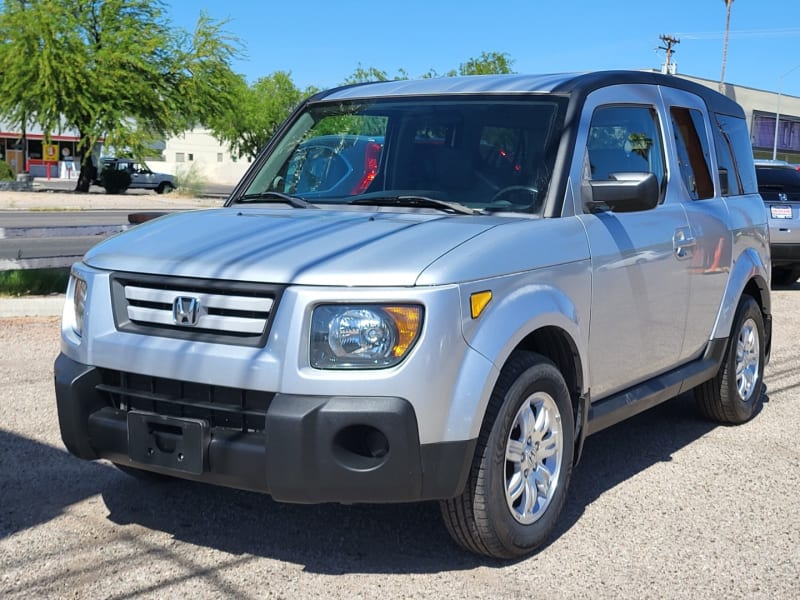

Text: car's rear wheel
xmin=440 ymin=351 xmax=574 ymax=558
xmin=696 ymin=295 xmax=765 ymax=424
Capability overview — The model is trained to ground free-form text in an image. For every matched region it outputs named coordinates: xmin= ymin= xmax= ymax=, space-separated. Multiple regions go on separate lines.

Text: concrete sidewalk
xmin=0 ymin=294 xmax=65 ymax=317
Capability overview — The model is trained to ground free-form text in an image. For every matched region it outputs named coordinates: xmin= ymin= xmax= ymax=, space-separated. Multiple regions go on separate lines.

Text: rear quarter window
xmin=713 ymin=114 xmax=758 ymax=196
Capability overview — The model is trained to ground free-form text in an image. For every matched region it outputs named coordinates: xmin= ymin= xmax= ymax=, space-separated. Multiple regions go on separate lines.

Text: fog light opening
xmin=333 ymin=425 xmax=390 ymax=469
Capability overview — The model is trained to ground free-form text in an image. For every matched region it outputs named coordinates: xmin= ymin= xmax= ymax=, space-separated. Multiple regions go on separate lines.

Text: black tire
xmin=696 ymin=295 xmax=765 ymax=424
xmin=440 ymin=351 xmax=574 ymax=559
xmin=772 ymin=266 xmax=800 ymax=287
xmin=156 ymin=181 xmax=174 ymax=194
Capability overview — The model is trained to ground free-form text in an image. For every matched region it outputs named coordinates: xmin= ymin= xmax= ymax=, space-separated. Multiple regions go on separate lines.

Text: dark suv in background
xmin=755 ymin=160 xmax=800 ymax=285
xmin=95 ymin=158 xmax=176 ymax=194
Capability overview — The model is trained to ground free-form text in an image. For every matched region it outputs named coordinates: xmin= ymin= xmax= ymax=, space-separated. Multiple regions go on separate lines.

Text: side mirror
xmin=583 ymin=172 xmax=660 ymax=213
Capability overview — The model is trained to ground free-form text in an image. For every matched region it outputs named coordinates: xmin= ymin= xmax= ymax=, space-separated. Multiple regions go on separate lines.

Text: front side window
xmin=585 ymin=105 xmax=665 ymax=190
xmin=237 ymin=97 xmax=566 ymax=214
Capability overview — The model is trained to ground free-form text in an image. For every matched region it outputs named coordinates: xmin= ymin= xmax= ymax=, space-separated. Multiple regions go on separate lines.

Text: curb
xmin=0 ymin=294 xmax=65 ymax=317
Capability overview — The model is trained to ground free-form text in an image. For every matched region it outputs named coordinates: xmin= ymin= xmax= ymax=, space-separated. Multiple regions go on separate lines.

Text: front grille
xmin=110 ymin=273 xmax=284 ymax=347
xmin=97 ymin=369 xmax=273 ymax=433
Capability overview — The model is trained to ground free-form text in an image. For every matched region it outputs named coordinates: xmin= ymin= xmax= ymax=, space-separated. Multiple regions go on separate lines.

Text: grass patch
xmin=0 ymin=268 xmax=70 ymax=296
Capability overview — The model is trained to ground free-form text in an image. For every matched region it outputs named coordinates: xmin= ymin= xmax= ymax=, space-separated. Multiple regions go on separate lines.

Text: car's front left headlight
xmin=66 ymin=271 xmax=87 ymax=336
xmin=310 ymin=304 xmax=423 ymax=369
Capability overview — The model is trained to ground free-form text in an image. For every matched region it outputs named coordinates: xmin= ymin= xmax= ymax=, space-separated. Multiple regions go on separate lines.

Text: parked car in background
xmin=282 ymin=135 xmax=384 ymax=197
xmin=755 ymin=160 xmax=800 ymax=285
xmin=96 ymin=158 xmax=175 ymax=194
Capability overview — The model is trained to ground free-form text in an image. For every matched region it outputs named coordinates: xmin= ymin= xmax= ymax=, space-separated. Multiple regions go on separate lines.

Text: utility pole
xmin=720 ymin=0 xmax=734 ymax=92
xmin=658 ymin=34 xmax=680 ymax=74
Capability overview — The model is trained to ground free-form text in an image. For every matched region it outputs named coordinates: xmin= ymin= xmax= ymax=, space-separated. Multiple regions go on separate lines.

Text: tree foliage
xmin=0 ymin=0 xmax=242 ymax=191
xmin=207 ymin=71 xmax=307 ymax=161
xmin=458 ymin=51 xmax=515 ymax=76
xmin=210 ymin=51 xmax=517 ymax=164
xmin=342 ymin=64 xmax=409 ymax=85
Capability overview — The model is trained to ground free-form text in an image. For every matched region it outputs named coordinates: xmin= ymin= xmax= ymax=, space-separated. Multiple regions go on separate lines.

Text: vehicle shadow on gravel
xmin=97 ymin=389 xmax=770 ymax=573
xmin=0 ymin=429 xmax=118 ymax=540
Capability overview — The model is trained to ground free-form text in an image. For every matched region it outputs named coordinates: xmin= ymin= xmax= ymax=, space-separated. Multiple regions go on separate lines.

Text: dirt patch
xmin=0 ymin=189 xmax=222 ymax=211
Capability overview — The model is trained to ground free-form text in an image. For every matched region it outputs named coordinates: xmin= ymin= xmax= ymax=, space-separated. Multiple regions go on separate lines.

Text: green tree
xmin=0 ymin=0 xmax=241 ymax=192
xmin=208 ymin=71 xmax=306 ymax=161
xmin=342 ymin=63 xmax=409 ymax=85
xmin=458 ymin=51 xmax=515 ymax=76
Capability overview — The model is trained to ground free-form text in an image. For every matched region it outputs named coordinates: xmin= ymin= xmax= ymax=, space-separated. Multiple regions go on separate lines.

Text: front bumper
xmin=54 ymin=353 xmax=475 ymax=503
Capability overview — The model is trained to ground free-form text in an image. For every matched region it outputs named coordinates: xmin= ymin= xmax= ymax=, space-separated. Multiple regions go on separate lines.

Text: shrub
xmin=0 ymin=160 xmax=14 ymax=181
xmin=174 ymin=162 xmax=206 ymax=197
xmin=100 ymin=168 xmax=131 ymax=194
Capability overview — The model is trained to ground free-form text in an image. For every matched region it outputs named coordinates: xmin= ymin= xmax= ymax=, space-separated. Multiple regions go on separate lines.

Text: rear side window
xmin=586 ymin=105 xmax=665 ymax=189
xmin=671 ymin=107 xmax=714 ymax=199
xmin=712 ymin=113 xmax=758 ymax=196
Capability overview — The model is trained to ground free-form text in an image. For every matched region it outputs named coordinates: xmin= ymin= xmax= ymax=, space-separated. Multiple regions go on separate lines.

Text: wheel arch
xmin=452 ymin=281 xmax=590 ymax=462
xmin=454 ymin=323 xmax=586 ymax=467
xmin=711 ymin=247 xmax=771 ymax=360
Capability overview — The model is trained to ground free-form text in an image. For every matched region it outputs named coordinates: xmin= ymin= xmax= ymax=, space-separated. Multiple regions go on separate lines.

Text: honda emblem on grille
xmin=173 ymin=296 xmax=199 ymax=326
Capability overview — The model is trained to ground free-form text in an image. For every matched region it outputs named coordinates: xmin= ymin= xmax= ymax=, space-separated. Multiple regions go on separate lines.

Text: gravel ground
xmin=1 ymin=290 xmax=799 ymax=599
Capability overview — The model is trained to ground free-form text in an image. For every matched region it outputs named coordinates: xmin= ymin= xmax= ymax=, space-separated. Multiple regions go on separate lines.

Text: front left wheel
xmin=440 ymin=352 xmax=574 ymax=559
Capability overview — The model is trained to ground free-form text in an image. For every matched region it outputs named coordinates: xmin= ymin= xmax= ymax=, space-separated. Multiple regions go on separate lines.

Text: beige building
xmin=148 ymin=128 xmax=252 ymax=186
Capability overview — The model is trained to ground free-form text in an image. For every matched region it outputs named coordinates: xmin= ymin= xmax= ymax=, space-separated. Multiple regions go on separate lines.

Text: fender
xmin=710 ymin=246 xmax=770 ymax=341
xmin=448 ymin=271 xmax=589 ymax=441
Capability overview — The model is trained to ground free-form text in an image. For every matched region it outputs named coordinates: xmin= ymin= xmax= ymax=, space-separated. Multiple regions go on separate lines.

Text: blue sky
xmin=166 ymin=0 xmax=800 ymax=97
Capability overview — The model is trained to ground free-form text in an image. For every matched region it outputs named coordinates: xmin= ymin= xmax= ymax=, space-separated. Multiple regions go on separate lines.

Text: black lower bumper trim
xmin=54 ymin=353 xmax=475 ymax=503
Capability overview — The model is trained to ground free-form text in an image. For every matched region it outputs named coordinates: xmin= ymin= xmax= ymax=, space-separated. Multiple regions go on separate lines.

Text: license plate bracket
xmin=127 ymin=411 xmax=208 ymax=475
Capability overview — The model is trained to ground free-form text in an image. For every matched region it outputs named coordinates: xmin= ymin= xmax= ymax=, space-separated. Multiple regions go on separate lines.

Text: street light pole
xmin=772 ymin=64 xmax=800 ymax=161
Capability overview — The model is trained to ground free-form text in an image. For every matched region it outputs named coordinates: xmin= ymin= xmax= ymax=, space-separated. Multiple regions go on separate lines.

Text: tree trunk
xmin=75 ymin=135 xmax=95 ymax=193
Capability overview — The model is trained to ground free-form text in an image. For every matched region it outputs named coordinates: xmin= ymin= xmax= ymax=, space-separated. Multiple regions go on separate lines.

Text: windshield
xmin=236 ymin=96 xmax=566 ymax=214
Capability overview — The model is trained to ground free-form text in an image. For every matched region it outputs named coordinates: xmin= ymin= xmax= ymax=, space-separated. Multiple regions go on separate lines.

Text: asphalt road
xmin=1 ymin=210 xmax=145 ymax=265
xmin=0 ymin=209 xmax=133 ymax=228
xmin=0 ymin=188 xmax=222 ymax=268
xmin=0 ymin=286 xmax=798 ymax=598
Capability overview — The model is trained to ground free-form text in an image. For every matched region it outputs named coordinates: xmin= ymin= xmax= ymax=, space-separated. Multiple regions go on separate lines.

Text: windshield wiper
xmin=238 ymin=191 xmax=316 ymax=209
xmin=349 ymin=195 xmax=478 ymax=215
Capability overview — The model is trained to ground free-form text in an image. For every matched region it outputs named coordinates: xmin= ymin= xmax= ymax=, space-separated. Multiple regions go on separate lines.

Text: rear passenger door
xmin=661 ymin=87 xmax=733 ymax=362
xmin=571 ymin=85 xmax=692 ymax=400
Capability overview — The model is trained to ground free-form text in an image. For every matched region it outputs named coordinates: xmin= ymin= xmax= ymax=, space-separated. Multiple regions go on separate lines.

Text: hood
xmin=84 ymin=207 xmax=505 ymax=286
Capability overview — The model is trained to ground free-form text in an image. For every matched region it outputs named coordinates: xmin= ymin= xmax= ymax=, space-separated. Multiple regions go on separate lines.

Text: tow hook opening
xmin=333 ymin=424 xmax=390 ymax=470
